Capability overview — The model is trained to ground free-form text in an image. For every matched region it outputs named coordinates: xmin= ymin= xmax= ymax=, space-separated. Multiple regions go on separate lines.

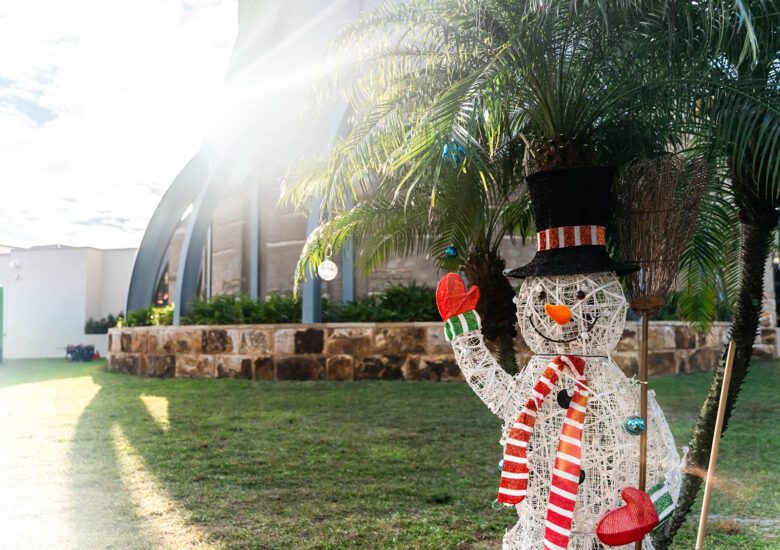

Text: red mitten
xmin=596 ymin=487 xmax=660 ymax=546
xmin=436 ymin=273 xmax=480 ymax=320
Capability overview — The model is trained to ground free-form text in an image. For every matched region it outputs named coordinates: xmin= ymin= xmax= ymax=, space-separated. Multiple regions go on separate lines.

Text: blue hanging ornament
xmin=445 ymin=245 xmax=459 ymax=258
xmin=498 ymin=459 xmax=504 ymax=471
xmin=442 ymin=142 xmax=465 ymax=165
xmin=624 ymin=415 xmax=646 ymax=435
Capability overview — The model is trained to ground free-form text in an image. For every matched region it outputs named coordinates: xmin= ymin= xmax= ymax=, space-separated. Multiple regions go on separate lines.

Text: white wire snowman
xmin=437 ymin=169 xmax=681 ymax=550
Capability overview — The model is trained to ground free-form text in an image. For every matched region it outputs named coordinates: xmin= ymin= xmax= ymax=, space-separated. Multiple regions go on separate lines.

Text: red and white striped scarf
xmin=499 ymin=355 xmax=588 ymax=550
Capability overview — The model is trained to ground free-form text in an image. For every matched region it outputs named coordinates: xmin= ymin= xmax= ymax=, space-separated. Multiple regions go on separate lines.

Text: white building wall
xmin=84 ymin=248 xmax=104 ymax=322
xmin=0 ymin=246 xmax=136 ymax=359
xmin=101 ymin=248 xmax=136 ymax=315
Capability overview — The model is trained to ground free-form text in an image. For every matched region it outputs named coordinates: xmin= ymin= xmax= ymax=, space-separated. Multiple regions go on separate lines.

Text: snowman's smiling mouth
xmin=528 ymin=312 xmax=600 ymax=344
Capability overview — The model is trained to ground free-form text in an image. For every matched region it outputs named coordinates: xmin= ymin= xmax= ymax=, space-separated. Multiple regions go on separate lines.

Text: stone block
xmin=110 ymin=353 xmax=139 ymax=375
xmin=164 ymin=329 xmax=201 ymax=354
xmin=689 ymin=348 xmax=720 ymax=373
xmin=120 ymin=331 xmax=132 ymax=352
xmin=419 ymin=355 xmax=462 ymax=381
xmin=276 ymin=356 xmax=325 ymax=380
xmin=674 ymin=325 xmax=696 ymax=349
xmin=108 ymin=332 xmax=121 ymax=352
xmin=617 ymin=326 xmax=638 ymax=351
xmin=324 ymin=327 xmax=372 ymax=355
xmin=752 ymin=344 xmax=775 ymax=359
xmin=226 ymin=329 xmax=243 ymax=353
xmin=275 ymin=329 xmax=295 ymax=355
xmin=239 ymin=329 xmax=274 ymax=354
xmin=675 ymin=351 xmax=690 ymax=374
xmin=760 ymin=328 xmax=777 ymax=346
xmin=294 ymin=328 xmax=324 ymax=354
xmin=760 ymin=299 xmax=776 ymax=327
xmin=145 ymin=331 xmax=164 ymax=353
xmin=648 ymin=351 xmax=677 ymax=376
xmin=697 ymin=326 xmax=728 ymax=349
xmin=216 ymin=355 xmax=253 ymax=379
xmin=355 ymin=355 xmax=404 ymax=380
xmin=254 ymin=356 xmax=275 ymax=380
xmin=326 ymin=355 xmax=354 ymax=381
xmin=202 ymin=329 xmax=233 ymax=354
xmin=374 ymin=327 xmax=426 ymax=354
xmin=649 ymin=326 xmax=676 ymax=350
xmin=129 ymin=331 xmax=148 ymax=353
xmin=425 ymin=326 xmax=451 ymax=354
xmin=145 ymin=354 xmax=176 ymax=378
xmin=176 ymin=355 xmax=216 ymax=378
xmin=611 ymin=352 xmax=639 ymax=377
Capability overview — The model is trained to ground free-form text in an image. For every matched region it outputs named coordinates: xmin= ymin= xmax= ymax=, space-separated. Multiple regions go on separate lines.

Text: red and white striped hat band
xmin=537 ymin=225 xmax=606 ymax=252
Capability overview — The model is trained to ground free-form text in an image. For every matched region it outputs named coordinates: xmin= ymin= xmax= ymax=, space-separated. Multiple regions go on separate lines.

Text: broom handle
xmin=635 ymin=312 xmax=650 ymax=550
xmin=695 ymin=340 xmax=737 ymax=550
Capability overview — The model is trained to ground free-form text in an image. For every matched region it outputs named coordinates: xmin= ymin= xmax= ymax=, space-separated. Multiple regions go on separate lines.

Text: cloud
xmin=0 ymin=0 xmax=237 ymax=249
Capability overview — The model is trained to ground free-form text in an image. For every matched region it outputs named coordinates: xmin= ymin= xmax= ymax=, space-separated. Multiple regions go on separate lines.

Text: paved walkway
xmin=0 ymin=363 xmax=217 ymax=550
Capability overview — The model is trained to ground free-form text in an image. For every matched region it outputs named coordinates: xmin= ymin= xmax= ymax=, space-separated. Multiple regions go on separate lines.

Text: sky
xmin=0 ymin=0 xmax=237 ymax=249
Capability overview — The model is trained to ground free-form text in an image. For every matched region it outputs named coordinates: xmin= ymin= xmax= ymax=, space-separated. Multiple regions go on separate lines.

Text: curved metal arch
xmin=126 ymin=153 xmax=208 ymax=311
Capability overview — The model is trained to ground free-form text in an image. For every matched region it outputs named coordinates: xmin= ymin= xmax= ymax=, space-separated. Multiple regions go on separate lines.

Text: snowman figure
xmin=437 ymin=169 xmax=680 ymax=550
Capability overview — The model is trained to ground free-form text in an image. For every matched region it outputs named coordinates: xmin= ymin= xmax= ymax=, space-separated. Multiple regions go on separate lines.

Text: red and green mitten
xmin=595 ymin=482 xmax=674 ymax=546
xmin=436 ymin=273 xmax=481 ymax=341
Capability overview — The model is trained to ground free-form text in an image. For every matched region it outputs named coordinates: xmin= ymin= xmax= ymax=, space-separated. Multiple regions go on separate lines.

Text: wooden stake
xmin=695 ymin=340 xmax=737 ymax=550
xmin=635 ymin=312 xmax=650 ymax=550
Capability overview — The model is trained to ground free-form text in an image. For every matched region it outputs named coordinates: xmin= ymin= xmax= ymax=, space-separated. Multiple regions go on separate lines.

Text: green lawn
xmin=0 ymin=358 xmax=777 ymax=549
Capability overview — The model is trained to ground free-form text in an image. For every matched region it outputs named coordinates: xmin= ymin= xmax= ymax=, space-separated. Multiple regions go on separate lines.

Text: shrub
xmin=179 ymin=282 xmax=437 ymax=325
xmin=182 ymin=294 xmax=303 ymax=325
xmin=124 ymin=304 xmax=175 ymax=327
xmin=84 ymin=313 xmax=122 ymax=334
xmin=118 ymin=283 xmax=438 ymax=326
xmin=323 ymin=282 xmax=438 ymax=322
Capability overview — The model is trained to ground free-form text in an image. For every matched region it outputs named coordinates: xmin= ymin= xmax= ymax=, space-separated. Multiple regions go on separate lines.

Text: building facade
xmin=0 ymin=246 xmax=135 ymax=358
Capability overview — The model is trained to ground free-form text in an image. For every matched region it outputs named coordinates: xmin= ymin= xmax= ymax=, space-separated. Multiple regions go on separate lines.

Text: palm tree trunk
xmin=654 ymin=185 xmax=778 ymax=548
xmin=463 ymin=252 xmax=519 ymax=374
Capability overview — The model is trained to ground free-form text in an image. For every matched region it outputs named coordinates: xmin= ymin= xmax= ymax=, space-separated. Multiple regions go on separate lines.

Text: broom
xmin=614 ymin=156 xmax=707 ymax=549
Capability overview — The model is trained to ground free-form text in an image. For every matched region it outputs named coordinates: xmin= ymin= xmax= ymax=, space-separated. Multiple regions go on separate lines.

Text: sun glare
xmin=140 ymin=394 xmax=171 ymax=432
xmin=111 ymin=423 xmax=214 ymax=549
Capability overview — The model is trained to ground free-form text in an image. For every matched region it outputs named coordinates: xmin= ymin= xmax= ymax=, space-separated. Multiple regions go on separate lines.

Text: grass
xmin=0 ymin=358 xmax=777 ymax=549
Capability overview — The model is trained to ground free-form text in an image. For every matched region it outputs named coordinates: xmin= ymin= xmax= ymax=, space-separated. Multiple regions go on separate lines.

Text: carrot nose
xmin=544 ymin=304 xmax=572 ymax=325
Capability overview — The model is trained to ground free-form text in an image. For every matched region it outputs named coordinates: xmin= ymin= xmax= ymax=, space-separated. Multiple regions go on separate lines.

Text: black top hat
xmin=503 ymin=166 xmax=639 ymax=279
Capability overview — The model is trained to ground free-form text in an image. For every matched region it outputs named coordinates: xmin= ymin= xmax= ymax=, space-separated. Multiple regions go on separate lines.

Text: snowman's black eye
xmin=538 ymin=291 xmax=547 ymax=301
xmin=576 ymin=290 xmax=586 ymax=300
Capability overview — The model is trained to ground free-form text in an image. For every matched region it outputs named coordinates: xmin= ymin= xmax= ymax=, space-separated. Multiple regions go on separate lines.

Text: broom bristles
xmin=615 ymin=156 xmax=708 ymax=314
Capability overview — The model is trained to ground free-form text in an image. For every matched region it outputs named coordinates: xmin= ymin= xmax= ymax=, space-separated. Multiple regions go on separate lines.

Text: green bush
xmin=124 ymin=304 xmax=175 ymax=327
xmin=178 ymin=282 xmax=437 ymax=325
xmin=117 ymin=283 xmax=437 ymax=326
xmin=84 ymin=313 xmax=122 ymax=334
xmin=182 ymin=294 xmax=302 ymax=325
xmin=323 ymin=282 xmax=438 ymax=322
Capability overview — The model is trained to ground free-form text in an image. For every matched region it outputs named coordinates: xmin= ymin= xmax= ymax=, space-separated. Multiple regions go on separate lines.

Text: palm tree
xmin=283 ymin=0 xmax=708 ymax=369
xmin=285 ymin=135 xmax=532 ymax=372
xmin=283 ymin=4 xmax=780 ymax=544
xmin=653 ymin=5 xmax=780 ymax=545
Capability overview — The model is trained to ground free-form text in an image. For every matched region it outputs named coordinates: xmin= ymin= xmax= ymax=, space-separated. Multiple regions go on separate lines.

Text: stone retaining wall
xmin=107 ymin=320 xmax=763 ymax=380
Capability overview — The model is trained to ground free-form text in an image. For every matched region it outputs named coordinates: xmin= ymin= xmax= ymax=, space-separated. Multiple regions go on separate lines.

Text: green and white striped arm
xmin=649 ymin=482 xmax=675 ymax=528
xmin=443 ymin=310 xmax=481 ymax=342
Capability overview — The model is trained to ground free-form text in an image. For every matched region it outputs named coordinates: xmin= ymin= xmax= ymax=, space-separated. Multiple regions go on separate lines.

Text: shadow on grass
xmin=64 ymin=361 xmax=779 ymax=549
xmin=67 ymin=368 xmax=507 ymax=549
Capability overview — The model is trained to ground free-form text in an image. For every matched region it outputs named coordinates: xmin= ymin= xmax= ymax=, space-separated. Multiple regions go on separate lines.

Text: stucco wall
xmin=0 ymin=246 xmax=135 ymax=358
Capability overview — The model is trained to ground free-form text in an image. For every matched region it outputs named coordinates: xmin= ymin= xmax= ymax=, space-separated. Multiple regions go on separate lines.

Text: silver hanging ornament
xmin=318 ymin=244 xmax=338 ymax=281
